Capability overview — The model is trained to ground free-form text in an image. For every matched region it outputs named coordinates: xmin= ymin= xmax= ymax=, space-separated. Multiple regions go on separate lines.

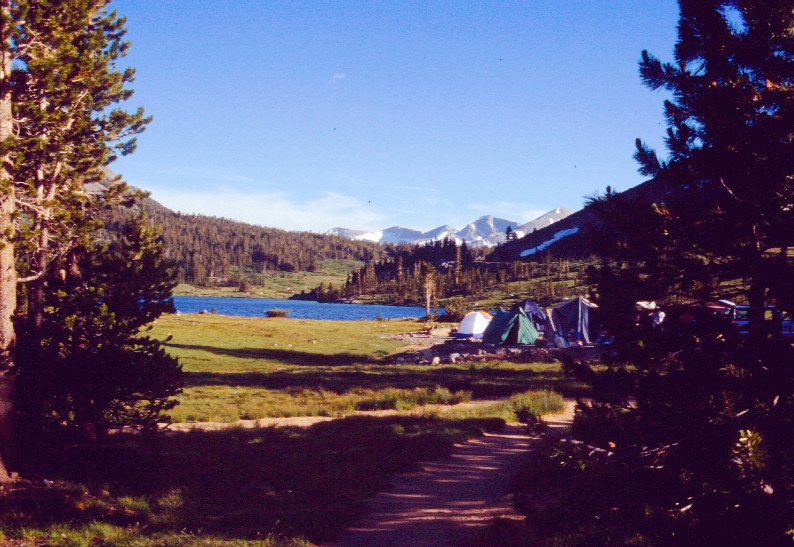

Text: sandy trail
xmin=328 ymin=400 xmax=576 ymax=547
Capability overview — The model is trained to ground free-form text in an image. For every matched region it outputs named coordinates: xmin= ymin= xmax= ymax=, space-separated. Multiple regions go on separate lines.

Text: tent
xmin=482 ymin=307 xmax=539 ymax=345
xmin=522 ymin=299 xmax=547 ymax=332
xmin=456 ymin=310 xmax=493 ymax=339
xmin=545 ymin=296 xmax=598 ymax=345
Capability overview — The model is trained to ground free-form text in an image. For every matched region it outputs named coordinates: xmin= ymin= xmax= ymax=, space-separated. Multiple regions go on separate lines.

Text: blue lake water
xmin=172 ymin=296 xmax=430 ymax=321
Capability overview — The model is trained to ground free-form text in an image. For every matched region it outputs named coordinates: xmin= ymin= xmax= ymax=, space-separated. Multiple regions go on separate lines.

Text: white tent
xmin=456 ymin=310 xmax=493 ymax=339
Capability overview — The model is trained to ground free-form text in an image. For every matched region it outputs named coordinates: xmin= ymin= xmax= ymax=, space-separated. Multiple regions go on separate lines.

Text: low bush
xmin=265 ymin=309 xmax=290 ymax=318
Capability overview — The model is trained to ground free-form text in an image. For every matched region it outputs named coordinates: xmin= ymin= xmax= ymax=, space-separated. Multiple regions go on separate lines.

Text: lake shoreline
xmin=172 ymin=295 xmax=433 ymax=321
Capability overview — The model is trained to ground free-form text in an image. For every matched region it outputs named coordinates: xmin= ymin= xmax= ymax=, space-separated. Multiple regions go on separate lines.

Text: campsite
xmin=2 ymin=1 xmax=793 ymax=545
xmin=0 ymin=312 xmax=581 ymax=545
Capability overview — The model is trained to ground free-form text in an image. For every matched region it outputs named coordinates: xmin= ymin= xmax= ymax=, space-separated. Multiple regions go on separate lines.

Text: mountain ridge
xmin=327 ymin=208 xmax=574 ymax=248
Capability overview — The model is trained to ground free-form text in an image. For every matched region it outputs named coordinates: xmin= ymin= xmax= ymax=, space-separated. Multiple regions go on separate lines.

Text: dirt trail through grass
xmin=328 ymin=399 xmax=576 ymax=547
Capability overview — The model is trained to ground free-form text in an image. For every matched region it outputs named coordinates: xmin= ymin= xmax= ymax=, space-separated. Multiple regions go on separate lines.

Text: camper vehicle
xmin=726 ymin=305 xmax=794 ymax=337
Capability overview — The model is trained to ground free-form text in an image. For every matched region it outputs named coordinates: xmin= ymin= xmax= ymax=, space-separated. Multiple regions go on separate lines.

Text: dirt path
xmin=328 ymin=400 xmax=576 ymax=547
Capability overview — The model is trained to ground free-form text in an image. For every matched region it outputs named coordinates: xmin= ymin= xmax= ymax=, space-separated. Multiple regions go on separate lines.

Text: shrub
xmin=438 ymin=297 xmax=468 ymax=322
xmin=266 ymin=309 xmax=290 ymax=318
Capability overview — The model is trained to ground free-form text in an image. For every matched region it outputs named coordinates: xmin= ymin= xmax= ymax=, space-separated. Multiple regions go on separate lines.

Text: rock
xmin=449 ymin=352 xmax=461 ymax=364
xmin=431 ymin=356 xmax=441 ymax=366
xmin=419 ymin=348 xmax=435 ymax=359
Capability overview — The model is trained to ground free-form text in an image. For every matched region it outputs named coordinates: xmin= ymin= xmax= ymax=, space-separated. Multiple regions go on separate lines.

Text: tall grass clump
xmin=508 ymin=390 xmax=564 ymax=423
xmin=440 ymin=390 xmax=563 ymax=422
xmin=355 ymin=386 xmax=471 ymax=411
xmin=265 ymin=309 xmax=290 ymax=318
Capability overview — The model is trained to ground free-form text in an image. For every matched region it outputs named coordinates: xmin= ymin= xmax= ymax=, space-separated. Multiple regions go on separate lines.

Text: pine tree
xmin=567 ymin=3 xmax=794 ymax=541
xmin=0 ymin=0 xmax=15 ymax=481
xmin=420 ymin=261 xmax=436 ymax=317
xmin=635 ymin=0 xmax=794 ymax=341
xmin=12 ymin=1 xmax=150 ymax=331
xmin=0 ymin=1 xmax=160 ymax=477
xmin=16 ymin=211 xmax=181 ymax=449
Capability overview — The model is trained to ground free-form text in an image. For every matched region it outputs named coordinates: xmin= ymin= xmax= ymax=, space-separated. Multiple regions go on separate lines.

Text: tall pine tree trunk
xmin=0 ymin=0 xmax=16 ymax=481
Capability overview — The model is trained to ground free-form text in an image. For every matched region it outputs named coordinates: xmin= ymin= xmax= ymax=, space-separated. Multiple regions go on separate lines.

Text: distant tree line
xmin=302 ymin=237 xmax=594 ymax=307
xmin=105 ymin=204 xmax=390 ymax=285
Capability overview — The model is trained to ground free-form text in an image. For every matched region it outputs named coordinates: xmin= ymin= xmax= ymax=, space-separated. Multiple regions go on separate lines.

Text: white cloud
xmin=146 ymin=187 xmax=386 ymax=233
xmin=330 ymin=72 xmax=346 ymax=83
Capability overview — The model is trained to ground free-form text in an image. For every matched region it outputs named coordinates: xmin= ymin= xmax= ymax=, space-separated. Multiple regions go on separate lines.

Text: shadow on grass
xmin=185 ymin=366 xmax=591 ymax=399
xmin=8 ymin=415 xmax=505 ymax=544
xmin=165 ymin=342 xmax=378 ymax=367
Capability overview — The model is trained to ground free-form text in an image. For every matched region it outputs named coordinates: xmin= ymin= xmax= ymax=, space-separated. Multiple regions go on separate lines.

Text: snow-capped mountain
xmin=326 ymin=208 xmax=573 ymax=247
xmin=326 ymin=226 xmax=423 ymax=244
xmin=456 ymin=216 xmax=521 ymax=247
xmin=517 ymin=207 xmax=575 ymax=235
xmin=415 ymin=225 xmax=458 ymax=245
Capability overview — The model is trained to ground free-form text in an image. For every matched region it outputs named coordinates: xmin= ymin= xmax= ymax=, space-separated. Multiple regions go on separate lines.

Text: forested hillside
xmin=305 ymin=237 xmax=596 ymax=310
xmin=104 ymin=198 xmax=390 ymax=286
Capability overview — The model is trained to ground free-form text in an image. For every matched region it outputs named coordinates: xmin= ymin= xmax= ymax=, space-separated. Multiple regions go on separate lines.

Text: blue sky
xmin=110 ymin=0 xmax=679 ymax=233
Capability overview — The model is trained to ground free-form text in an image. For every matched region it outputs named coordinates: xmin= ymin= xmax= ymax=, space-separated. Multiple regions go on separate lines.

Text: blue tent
xmin=545 ymin=296 xmax=597 ymax=344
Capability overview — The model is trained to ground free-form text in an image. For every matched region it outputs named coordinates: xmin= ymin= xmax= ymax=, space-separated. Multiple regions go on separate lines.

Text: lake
xmin=172 ymin=296 xmax=430 ymax=321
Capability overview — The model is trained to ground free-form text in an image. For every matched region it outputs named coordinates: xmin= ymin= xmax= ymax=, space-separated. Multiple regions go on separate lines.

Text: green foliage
xmin=547 ymin=3 xmax=794 ymax=543
xmin=507 ymin=390 xmax=563 ymax=425
xmin=16 ymin=212 xmax=183 ymax=444
xmin=438 ymin=296 xmax=468 ymax=321
xmin=314 ymin=238 xmax=597 ymax=307
xmin=110 ymin=204 xmax=387 ymax=286
xmin=11 ymin=0 xmax=152 ymax=325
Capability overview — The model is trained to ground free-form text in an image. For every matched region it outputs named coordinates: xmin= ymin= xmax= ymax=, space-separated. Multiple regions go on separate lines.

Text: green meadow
xmin=149 ymin=314 xmax=582 ymax=423
xmin=0 ymin=313 xmax=579 ymax=546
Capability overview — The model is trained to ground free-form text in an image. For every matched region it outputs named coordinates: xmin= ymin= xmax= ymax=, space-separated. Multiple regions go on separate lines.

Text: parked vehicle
xmin=674 ymin=300 xmax=793 ymax=337
xmin=724 ymin=303 xmax=793 ymax=337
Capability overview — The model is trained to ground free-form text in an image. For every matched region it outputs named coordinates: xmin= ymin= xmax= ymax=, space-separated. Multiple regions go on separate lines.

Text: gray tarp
xmin=545 ymin=296 xmax=597 ymax=344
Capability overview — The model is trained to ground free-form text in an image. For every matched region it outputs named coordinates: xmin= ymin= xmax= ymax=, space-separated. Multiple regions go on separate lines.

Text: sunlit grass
xmin=173 ymin=259 xmax=363 ymax=299
xmin=146 ymin=314 xmax=584 ymax=423
xmin=436 ymin=390 xmax=564 ymax=422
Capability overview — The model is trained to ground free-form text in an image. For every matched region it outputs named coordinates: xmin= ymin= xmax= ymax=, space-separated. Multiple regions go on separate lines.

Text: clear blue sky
xmin=110 ymin=0 xmax=679 ymax=233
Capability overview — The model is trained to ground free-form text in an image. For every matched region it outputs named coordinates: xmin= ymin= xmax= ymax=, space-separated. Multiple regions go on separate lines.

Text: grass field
xmin=147 ymin=314 xmax=583 ymax=423
xmin=0 ymin=313 xmax=580 ymax=546
xmin=173 ymin=259 xmax=362 ymax=299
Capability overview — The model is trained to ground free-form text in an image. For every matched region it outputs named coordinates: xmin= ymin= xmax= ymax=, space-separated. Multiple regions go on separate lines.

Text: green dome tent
xmin=482 ymin=307 xmax=539 ymax=345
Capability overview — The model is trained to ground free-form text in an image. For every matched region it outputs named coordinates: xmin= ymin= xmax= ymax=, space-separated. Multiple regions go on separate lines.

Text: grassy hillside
xmin=173 ymin=259 xmax=362 ymax=299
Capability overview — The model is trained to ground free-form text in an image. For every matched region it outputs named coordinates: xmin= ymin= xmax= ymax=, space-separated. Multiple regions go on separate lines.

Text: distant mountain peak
xmin=327 ymin=208 xmax=573 ymax=247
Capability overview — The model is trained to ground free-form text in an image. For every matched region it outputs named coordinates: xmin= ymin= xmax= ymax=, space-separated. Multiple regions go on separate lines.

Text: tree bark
xmin=0 ymin=0 xmax=16 ymax=481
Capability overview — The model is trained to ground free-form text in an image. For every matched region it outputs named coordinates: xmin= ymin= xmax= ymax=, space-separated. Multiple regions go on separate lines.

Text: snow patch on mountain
xmin=519 ymin=227 xmax=580 ymax=257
